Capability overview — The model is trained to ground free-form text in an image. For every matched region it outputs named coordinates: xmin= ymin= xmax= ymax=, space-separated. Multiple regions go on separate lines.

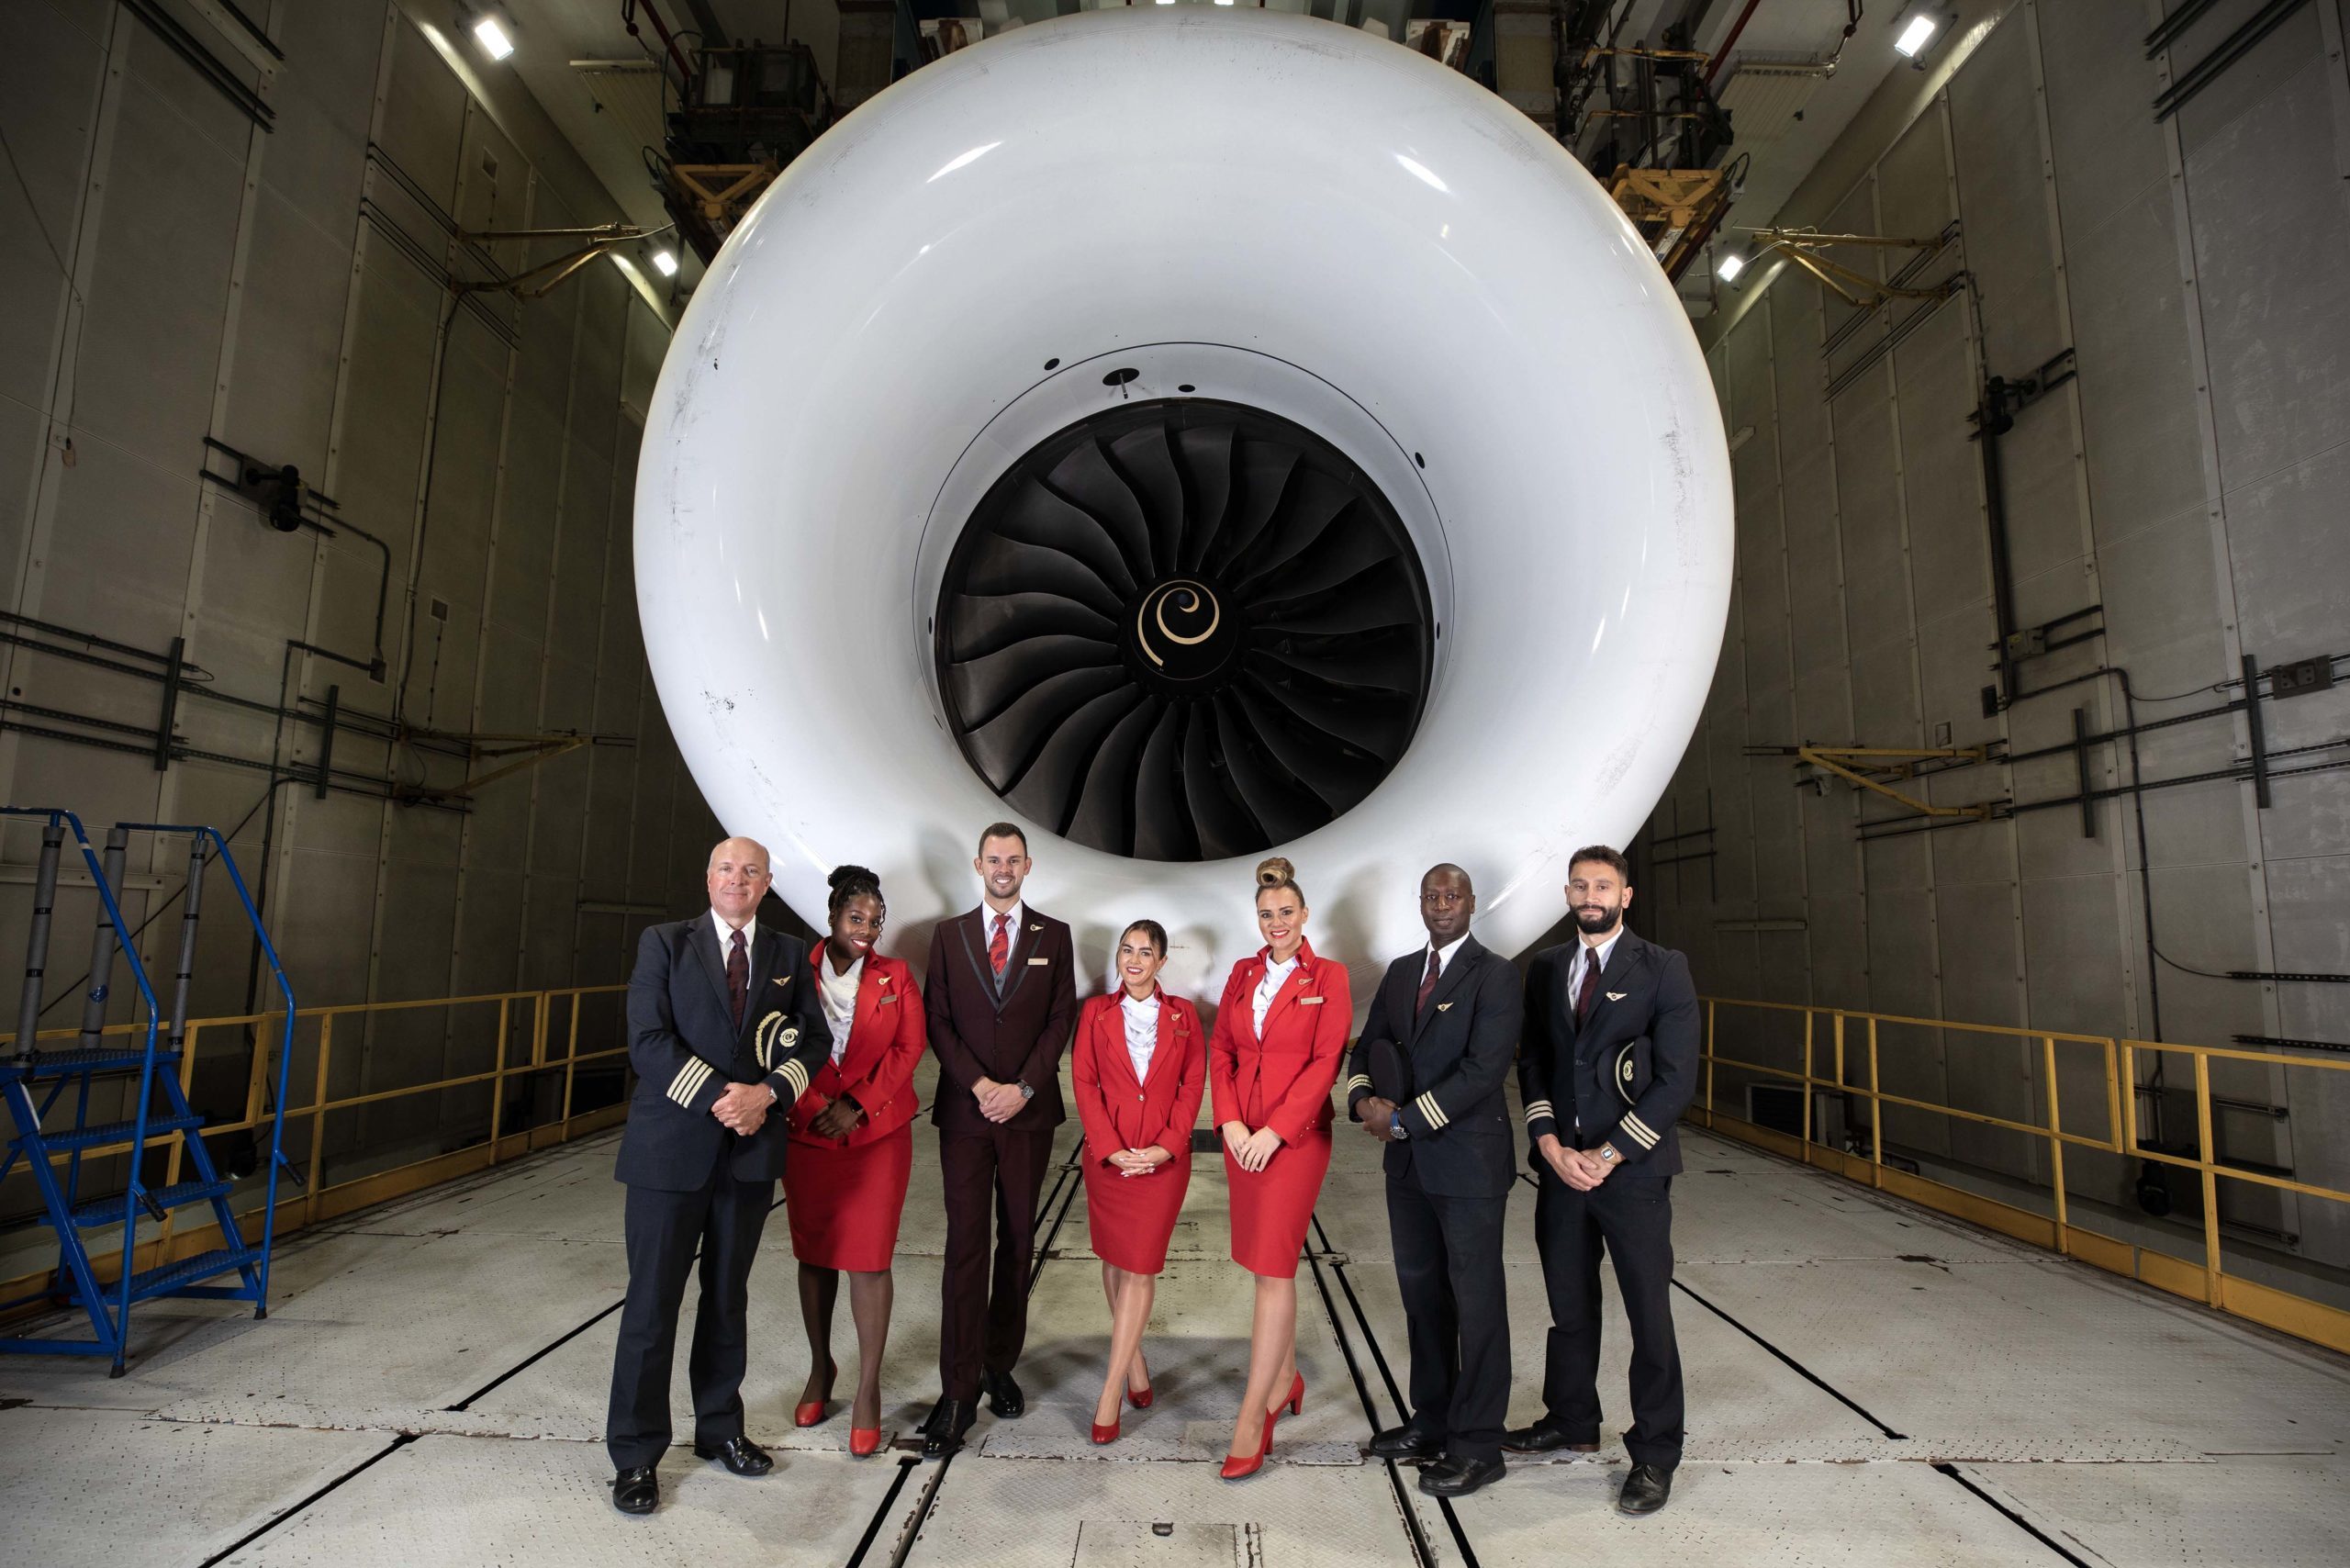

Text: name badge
xmin=878 ymin=992 xmax=899 ymax=1005
xmin=1300 ymin=996 xmax=1325 ymax=1006
xmin=1028 ymin=956 xmax=1049 ymax=966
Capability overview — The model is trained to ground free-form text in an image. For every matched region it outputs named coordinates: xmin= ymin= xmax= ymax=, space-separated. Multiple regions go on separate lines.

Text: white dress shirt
xmin=818 ymin=952 xmax=863 ymax=1066
xmin=711 ymin=911 xmax=757 ymax=951
xmin=1421 ymin=932 xmax=1470 ymax=981
xmin=981 ymin=900 xmax=1025 ymax=966
xmin=1119 ymin=990 xmax=1161 ymax=1082
xmin=1570 ymin=927 xmax=1623 ymax=1131
xmin=1252 ymin=952 xmax=1300 ymax=1034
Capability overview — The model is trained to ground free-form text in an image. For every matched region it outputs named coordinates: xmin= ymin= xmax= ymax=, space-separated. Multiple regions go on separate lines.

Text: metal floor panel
xmin=0 ymin=1406 xmax=383 ymax=1568
xmin=221 ymin=1435 xmax=902 ymax=1567
xmin=1950 ymin=1456 xmax=2350 ymax=1567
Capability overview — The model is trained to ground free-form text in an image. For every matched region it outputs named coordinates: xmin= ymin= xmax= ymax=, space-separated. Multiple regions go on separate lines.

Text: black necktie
xmin=1414 ymin=948 xmax=1440 ymax=1021
xmin=727 ymin=928 xmax=748 ymax=1028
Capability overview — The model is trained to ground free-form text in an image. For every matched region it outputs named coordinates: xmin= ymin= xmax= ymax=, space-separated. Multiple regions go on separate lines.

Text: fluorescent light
xmin=473 ymin=15 xmax=514 ymax=60
xmin=651 ymin=249 xmax=678 ymax=277
xmin=1717 ymin=251 xmax=1746 ymax=282
xmin=1893 ymin=14 xmax=1939 ymax=58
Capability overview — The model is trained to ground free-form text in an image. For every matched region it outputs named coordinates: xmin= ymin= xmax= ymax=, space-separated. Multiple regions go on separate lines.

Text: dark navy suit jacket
xmin=1516 ymin=928 xmax=1700 ymax=1177
xmin=1344 ymin=935 xmax=1523 ymax=1199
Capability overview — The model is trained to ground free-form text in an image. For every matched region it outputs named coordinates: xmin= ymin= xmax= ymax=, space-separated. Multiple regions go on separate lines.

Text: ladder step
xmin=123 ymin=1246 xmax=259 ymax=1301
xmin=1 ymin=1048 xmax=180 ymax=1082
xmin=58 ymin=1179 xmax=235 ymax=1229
xmin=10 ymin=1112 xmax=205 ymax=1154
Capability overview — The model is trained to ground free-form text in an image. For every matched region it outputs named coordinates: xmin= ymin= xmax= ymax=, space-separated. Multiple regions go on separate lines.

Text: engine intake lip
xmin=934 ymin=398 xmax=1432 ymax=862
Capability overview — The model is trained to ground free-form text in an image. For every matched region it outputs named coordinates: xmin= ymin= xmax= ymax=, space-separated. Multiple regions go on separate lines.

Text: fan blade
xmin=1171 ymin=423 xmax=1236 ymax=576
xmin=1204 ymin=439 xmax=1301 ymax=578
xmin=1131 ymin=703 xmax=1198 ymax=861
xmin=1259 ymin=631 xmax=1424 ymax=694
xmin=1184 ymin=701 xmax=1266 ymax=859
xmin=944 ymin=591 xmax=1118 ymax=660
xmin=960 ymin=533 xmax=1125 ymax=620
xmin=1067 ymin=694 xmax=1165 ymax=855
xmin=1237 ymin=511 xmax=1395 ymax=605
xmin=1043 ymin=441 xmax=1158 ymax=590
xmin=963 ymin=666 xmax=1131 ymax=791
xmin=946 ymin=633 xmax=1122 ymax=728
xmin=1226 ymin=681 xmax=1371 ymax=816
xmin=1225 ymin=466 xmax=1355 ymax=592
xmin=1212 ymin=692 xmax=1324 ymax=843
xmin=1106 ymin=425 xmax=1188 ymax=578
xmin=1004 ymin=685 xmax=1147 ymax=834
xmin=1259 ymin=572 xmax=1424 ymax=636
xmin=993 ymin=474 xmax=1141 ymax=599
xmin=1246 ymin=672 xmax=1413 ymax=765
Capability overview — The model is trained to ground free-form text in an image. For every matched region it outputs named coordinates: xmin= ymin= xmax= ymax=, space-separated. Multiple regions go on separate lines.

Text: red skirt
xmin=1083 ymin=1154 xmax=1191 ymax=1275
xmin=1225 ymin=1130 xmax=1331 ymax=1279
xmin=784 ymin=1123 xmax=912 ymax=1271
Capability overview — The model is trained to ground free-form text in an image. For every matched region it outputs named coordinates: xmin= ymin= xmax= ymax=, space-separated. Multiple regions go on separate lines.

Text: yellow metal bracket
xmin=1797 ymin=745 xmax=1993 ymax=820
xmin=1743 ymin=228 xmax=1962 ymax=313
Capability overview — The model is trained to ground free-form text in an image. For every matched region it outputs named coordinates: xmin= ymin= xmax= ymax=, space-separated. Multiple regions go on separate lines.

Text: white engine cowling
xmin=634 ymin=8 xmax=1731 ymax=1007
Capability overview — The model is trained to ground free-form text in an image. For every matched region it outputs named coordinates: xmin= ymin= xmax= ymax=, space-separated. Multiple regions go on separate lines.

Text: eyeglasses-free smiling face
xmin=1116 ymin=929 xmax=1165 ymax=998
xmin=1256 ymin=889 xmax=1306 ymax=962
xmin=707 ymin=838 xmax=771 ymax=926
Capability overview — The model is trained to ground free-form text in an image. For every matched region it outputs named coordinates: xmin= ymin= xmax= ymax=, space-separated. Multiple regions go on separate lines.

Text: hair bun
xmin=1254 ymin=856 xmax=1295 ymax=889
xmin=828 ymin=863 xmax=879 ymax=892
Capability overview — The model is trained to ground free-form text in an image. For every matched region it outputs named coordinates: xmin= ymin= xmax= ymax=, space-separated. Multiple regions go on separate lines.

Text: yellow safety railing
xmin=1 ymin=985 xmax=628 ymax=1309
xmin=1692 ymin=996 xmax=2350 ymax=1356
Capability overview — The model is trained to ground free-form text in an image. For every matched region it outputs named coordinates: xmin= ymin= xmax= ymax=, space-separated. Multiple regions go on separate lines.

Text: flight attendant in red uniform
xmin=782 ymin=865 xmax=926 ymax=1457
xmin=1209 ymin=856 xmax=1351 ymax=1479
xmin=1070 ymin=919 xmax=1205 ymax=1445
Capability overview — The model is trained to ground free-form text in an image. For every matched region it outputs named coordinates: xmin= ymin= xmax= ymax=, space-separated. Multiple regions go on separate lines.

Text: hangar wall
xmin=0 ymin=0 xmax=719 ymax=1221
xmin=1642 ymin=0 xmax=2350 ymax=1274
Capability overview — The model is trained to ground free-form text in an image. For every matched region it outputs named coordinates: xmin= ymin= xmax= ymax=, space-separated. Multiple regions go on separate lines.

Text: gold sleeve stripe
xmin=779 ymin=1059 xmax=811 ymax=1101
xmin=668 ymin=1059 xmax=714 ymax=1107
xmin=1621 ymin=1112 xmax=1660 ymax=1148
xmin=1413 ymin=1092 xmax=1448 ymax=1130
xmin=1345 ymin=1073 xmax=1372 ymax=1092
xmin=1524 ymin=1099 xmax=1554 ymax=1125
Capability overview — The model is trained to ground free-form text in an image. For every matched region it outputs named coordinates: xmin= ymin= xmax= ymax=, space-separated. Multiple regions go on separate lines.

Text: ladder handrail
xmin=115 ymin=822 xmax=297 ymax=1308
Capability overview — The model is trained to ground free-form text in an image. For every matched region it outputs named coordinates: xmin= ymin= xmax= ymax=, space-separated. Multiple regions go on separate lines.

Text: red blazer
xmin=1071 ymin=989 xmax=1205 ymax=1168
xmin=1209 ymin=940 xmax=1352 ymax=1145
xmin=787 ymin=950 xmax=925 ymax=1148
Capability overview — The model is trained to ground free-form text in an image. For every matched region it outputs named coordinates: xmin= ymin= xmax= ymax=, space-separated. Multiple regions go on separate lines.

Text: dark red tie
xmin=727 ymin=928 xmax=748 ymax=1028
xmin=1575 ymin=950 xmax=1601 ymax=1024
xmin=1414 ymin=947 xmax=1440 ymax=1021
xmin=989 ymin=913 xmax=1011 ymax=979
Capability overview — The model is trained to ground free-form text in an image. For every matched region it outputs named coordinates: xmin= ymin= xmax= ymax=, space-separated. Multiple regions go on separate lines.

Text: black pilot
xmin=605 ymin=835 xmax=829 ymax=1517
xmin=1508 ymin=843 xmax=1700 ymax=1517
xmin=1346 ymin=863 xmax=1523 ymax=1498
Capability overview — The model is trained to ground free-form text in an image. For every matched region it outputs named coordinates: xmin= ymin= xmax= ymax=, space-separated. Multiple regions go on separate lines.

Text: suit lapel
xmin=1580 ymin=933 xmax=1643 ymax=1039
xmin=1410 ymin=938 xmax=1483 ymax=1044
xmin=688 ymin=919 xmax=733 ymax=1021
xmin=1146 ymin=997 xmax=1188 ymax=1099
xmin=1259 ymin=946 xmax=1315 ymax=1039
xmin=995 ymin=913 xmax=1045 ymax=1013
xmin=956 ymin=912 xmax=998 ymax=1003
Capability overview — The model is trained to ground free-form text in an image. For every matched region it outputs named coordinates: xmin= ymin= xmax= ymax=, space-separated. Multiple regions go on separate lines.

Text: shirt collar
xmin=982 ymin=899 xmax=1024 ymax=935
xmin=1426 ymin=933 xmax=1471 ymax=972
xmin=711 ymin=909 xmax=757 ymax=949
xmin=1579 ymin=926 xmax=1625 ymax=973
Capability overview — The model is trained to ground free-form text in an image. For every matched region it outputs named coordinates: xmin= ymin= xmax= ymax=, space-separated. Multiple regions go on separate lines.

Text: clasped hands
xmin=1536 ymin=1131 xmax=1617 ymax=1191
xmin=1107 ymin=1145 xmax=1172 ymax=1178
xmin=711 ymin=1081 xmax=773 ymax=1136
xmin=971 ymin=1076 xmax=1026 ymax=1123
xmin=1356 ymin=1094 xmax=1401 ymax=1142
xmin=1220 ymin=1120 xmax=1283 ymax=1173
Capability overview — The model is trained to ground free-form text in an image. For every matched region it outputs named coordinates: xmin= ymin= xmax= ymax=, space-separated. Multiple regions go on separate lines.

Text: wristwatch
xmin=1017 ymin=1079 xmax=1035 ymax=1102
xmin=1597 ymin=1143 xmax=1621 ymax=1166
xmin=1390 ymin=1110 xmax=1407 ymax=1140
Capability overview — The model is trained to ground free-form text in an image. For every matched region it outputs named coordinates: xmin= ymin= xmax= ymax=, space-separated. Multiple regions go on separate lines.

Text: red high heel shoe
xmin=848 ymin=1426 xmax=883 ymax=1457
xmin=1091 ymin=1416 xmax=1122 ymax=1445
xmin=794 ymin=1358 xmax=837 ymax=1428
xmin=1128 ymin=1384 xmax=1154 ymax=1409
xmin=1263 ymin=1371 xmax=1304 ymax=1442
xmin=1221 ymin=1406 xmax=1277 ymax=1481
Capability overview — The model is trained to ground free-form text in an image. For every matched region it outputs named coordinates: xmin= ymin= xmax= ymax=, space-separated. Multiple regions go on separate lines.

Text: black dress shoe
xmin=1501 ymin=1420 xmax=1599 ymax=1457
xmin=981 ymin=1370 xmax=1025 ymax=1418
xmin=692 ymin=1435 xmax=774 ymax=1476
xmin=919 ymin=1396 xmax=977 ymax=1460
xmin=1418 ymin=1453 xmax=1507 ymax=1497
xmin=1368 ymin=1425 xmax=1443 ymax=1461
xmin=610 ymin=1466 xmax=659 ymax=1515
xmin=1617 ymin=1462 xmax=1673 ymax=1515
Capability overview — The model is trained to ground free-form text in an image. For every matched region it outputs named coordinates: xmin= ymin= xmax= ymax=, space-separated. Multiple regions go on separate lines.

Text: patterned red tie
xmin=727 ymin=928 xmax=748 ymax=1028
xmin=1414 ymin=947 xmax=1440 ymax=1021
xmin=989 ymin=913 xmax=1011 ymax=979
xmin=1575 ymin=949 xmax=1601 ymax=1024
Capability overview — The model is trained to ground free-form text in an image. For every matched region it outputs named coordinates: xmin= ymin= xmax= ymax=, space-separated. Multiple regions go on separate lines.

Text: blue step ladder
xmin=0 ymin=809 xmax=297 ymax=1375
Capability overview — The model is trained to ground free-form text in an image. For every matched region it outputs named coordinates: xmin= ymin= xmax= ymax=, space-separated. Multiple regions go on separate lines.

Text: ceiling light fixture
xmin=1717 ymin=250 xmax=1746 ymax=282
xmin=652 ymin=249 xmax=678 ymax=277
xmin=473 ymin=15 xmax=515 ymax=61
xmin=1893 ymin=13 xmax=1940 ymax=59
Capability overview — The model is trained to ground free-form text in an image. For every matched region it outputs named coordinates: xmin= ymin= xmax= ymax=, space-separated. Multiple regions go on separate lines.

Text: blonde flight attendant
xmin=1208 ymin=857 xmax=1350 ymax=1479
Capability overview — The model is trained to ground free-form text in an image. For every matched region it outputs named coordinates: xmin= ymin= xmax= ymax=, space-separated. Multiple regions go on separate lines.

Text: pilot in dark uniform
xmin=1345 ymin=864 xmax=1522 ymax=1498
xmin=606 ymin=836 xmax=828 ymax=1517
xmin=1507 ymin=845 xmax=1699 ymax=1518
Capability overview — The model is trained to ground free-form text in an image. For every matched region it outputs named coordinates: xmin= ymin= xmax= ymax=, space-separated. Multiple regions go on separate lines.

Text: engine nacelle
xmin=635 ymin=8 xmax=1731 ymax=1005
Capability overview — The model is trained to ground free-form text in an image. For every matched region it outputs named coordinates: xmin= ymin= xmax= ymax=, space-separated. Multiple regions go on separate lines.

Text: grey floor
xmin=4 ymin=1056 xmax=2347 ymax=1567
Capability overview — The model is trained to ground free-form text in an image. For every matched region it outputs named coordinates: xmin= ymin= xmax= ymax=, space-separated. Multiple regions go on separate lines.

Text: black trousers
xmin=1531 ymin=1159 xmax=1684 ymax=1470
xmin=606 ymin=1159 xmax=772 ymax=1470
xmin=1386 ymin=1172 xmax=1511 ymax=1462
xmin=937 ymin=1123 xmax=1057 ymax=1400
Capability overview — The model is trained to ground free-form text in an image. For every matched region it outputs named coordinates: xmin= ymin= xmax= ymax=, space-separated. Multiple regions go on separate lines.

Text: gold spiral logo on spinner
xmin=1136 ymin=580 xmax=1221 ymax=669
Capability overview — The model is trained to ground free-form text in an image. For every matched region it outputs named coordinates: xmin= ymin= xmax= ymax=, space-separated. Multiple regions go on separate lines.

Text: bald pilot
xmin=606 ymin=837 xmax=828 ymax=1517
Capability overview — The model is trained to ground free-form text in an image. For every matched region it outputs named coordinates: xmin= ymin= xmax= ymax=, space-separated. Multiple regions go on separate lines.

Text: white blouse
xmin=1251 ymin=954 xmax=1299 ymax=1035
xmin=1119 ymin=991 xmax=1161 ymax=1083
xmin=818 ymin=954 xmax=863 ymax=1066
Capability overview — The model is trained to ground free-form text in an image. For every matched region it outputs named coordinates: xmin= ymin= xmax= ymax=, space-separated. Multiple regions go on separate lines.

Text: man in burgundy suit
xmin=919 ymin=822 xmax=1078 ymax=1458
